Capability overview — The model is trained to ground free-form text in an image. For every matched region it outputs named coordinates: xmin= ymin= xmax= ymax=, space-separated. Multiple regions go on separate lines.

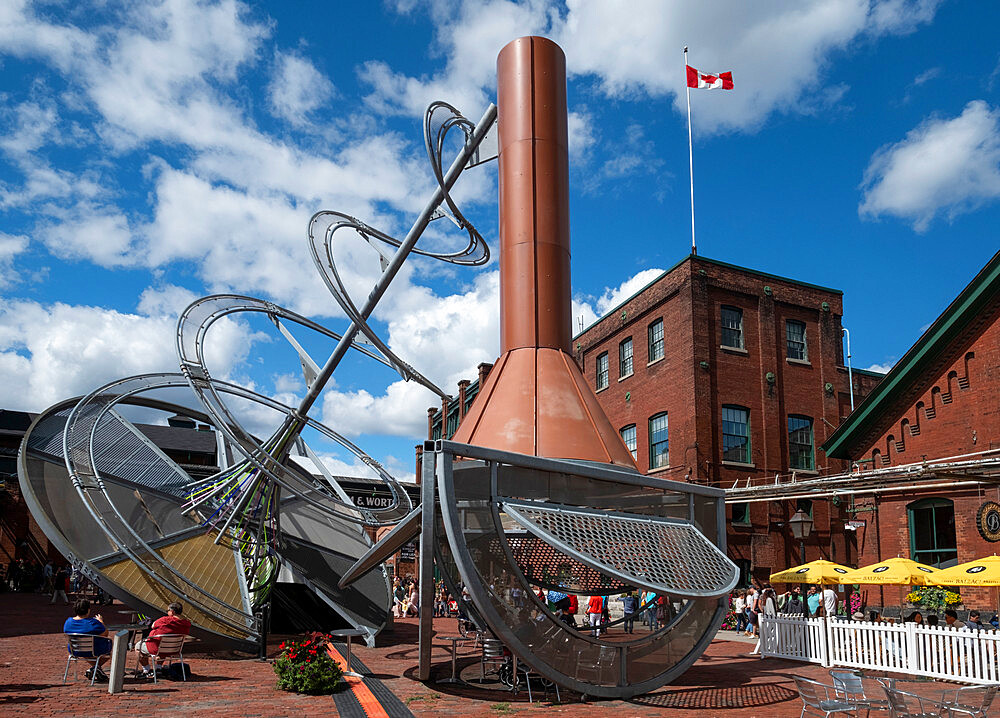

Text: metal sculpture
xmin=18 ymin=85 xmax=497 ymax=649
xmin=19 ymin=33 xmax=737 ymax=695
xmin=343 ymin=36 xmax=739 ymax=697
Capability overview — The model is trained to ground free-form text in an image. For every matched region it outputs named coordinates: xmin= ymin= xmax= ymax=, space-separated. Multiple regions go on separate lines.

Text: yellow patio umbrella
xmin=770 ymin=559 xmax=852 ymax=585
xmin=836 ymin=557 xmax=938 ymax=586
xmin=927 ymin=555 xmax=1000 ymax=586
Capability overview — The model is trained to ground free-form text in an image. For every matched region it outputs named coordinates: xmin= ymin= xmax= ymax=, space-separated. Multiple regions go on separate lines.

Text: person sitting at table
xmin=965 ymin=610 xmax=984 ymax=630
xmin=907 ymin=611 xmax=923 ymax=624
xmin=64 ymin=598 xmax=112 ymax=681
xmin=926 ymin=614 xmax=939 ymax=626
xmin=944 ymin=609 xmax=962 ymax=628
xmin=135 ymin=601 xmax=191 ymax=678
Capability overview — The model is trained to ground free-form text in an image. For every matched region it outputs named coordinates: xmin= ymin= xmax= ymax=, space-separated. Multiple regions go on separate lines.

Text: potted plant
xmin=274 ymin=635 xmax=345 ymax=695
xmin=904 ymin=586 xmax=962 ymax=615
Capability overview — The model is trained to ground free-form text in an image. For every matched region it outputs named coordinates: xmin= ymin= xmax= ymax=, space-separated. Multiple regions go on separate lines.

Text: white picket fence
xmin=760 ymin=615 xmax=1000 ymax=684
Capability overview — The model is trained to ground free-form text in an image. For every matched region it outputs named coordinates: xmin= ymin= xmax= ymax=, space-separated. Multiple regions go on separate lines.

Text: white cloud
xmin=368 ymin=0 xmax=942 ymax=134
xmin=574 ymin=267 xmax=665 ymax=331
xmin=864 ymin=362 xmax=894 ymax=374
xmin=268 ymin=52 xmax=334 ymax=126
xmin=322 ymin=379 xmax=438 ymax=439
xmin=0 ymin=291 xmax=262 ymax=413
xmin=0 ymin=232 xmax=29 ymax=288
xmin=136 ymin=284 xmax=200 ymax=317
xmin=320 ymin=270 xmax=501 ymax=439
xmin=860 ymin=101 xmax=1000 ymax=231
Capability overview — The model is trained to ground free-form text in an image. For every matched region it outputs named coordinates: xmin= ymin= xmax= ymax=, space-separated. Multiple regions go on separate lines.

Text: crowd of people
xmin=728 ymin=584 xmax=840 ymax=636
xmin=2 ymin=558 xmax=108 ymax=604
xmin=728 ymin=585 xmax=1000 ymax=635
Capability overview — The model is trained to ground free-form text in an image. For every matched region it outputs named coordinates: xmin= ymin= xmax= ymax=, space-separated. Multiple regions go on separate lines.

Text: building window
xmin=721 ymin=306 xmax=744 ymax=349
xmin=446 ymin=407 xmax=460 ymax=438
xmin=620 ymin=424 xmax=637 ymax=460
xmin=908 ymin=498 xmax=957 ymax=567
xmin=648 ymin=319 xmax=664 ymax=362
xmin=722 ymin=405 xmax=751 ymax=463
xmin=786 ymin=320 xmax=808 ymax=361
xmin=788 ymin=415 xmax=815 ymax=470
xmin=619 ymin=337 xmax=633 ymax=378
xmin=731 ymin=503 xmax=750 ymax=525
xmin=596 ymin=352 xmax=609 ymax=390
xmin=648 ymin=413 xmax=669 ymax=469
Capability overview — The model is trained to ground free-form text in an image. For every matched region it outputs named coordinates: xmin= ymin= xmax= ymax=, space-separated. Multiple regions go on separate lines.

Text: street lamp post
xmin=788 ymin=509 xmax=814 ymax=597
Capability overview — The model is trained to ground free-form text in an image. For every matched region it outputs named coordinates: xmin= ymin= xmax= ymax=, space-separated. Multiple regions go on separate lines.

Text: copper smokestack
xmin=452 ymin=37 xmax=636 ymax=469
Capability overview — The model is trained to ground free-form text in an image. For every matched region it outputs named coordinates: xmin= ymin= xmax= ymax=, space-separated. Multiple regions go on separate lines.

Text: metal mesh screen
xmin=491 ymin=535 xmax=631 ymax=594
xmin=72 ymin=409 xmax=191 ymax=498
xmin=501 ymin=498 xmax=737 ymax=598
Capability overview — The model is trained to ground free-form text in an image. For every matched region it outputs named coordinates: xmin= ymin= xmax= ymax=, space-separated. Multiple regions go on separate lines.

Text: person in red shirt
xmin=135 ymin=602 xmax=192 ymax=677
xmin=565 ymin=594 xmax=579 ymax=627
xmin=587 ymin=595 xmax=604 ymax=637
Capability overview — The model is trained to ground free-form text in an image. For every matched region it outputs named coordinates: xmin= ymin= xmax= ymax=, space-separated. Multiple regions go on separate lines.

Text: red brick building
xmin=823 ymin=250 xmax=1000 ymax=609
xmin=427 ymin=254 xmax=883 ymax=587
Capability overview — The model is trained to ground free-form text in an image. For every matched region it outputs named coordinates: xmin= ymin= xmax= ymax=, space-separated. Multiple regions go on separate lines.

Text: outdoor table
xmin=330 ymin=628 xmax=366 ymax=678
xmin=106 ymin=624 xmax=146 ymax=651
xmin=436 ymin=635 xmax=464 ymax=684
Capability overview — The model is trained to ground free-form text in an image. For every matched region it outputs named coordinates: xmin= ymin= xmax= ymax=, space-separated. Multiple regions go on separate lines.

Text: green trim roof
xmin=573 ymin=254 xmax=843 ymax=341
xmin=822 ymin=250 xmax=1000 ymax=460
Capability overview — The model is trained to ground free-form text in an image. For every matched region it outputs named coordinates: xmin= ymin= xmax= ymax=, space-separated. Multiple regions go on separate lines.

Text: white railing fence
xmin=760 ymin=616 xmax=1000 ymax=684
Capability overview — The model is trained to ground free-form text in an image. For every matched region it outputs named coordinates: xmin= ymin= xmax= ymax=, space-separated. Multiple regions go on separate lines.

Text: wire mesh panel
xmin=492 ymin=535 xmax=631 ymax=594
xmin=501 ymin=498 xmax=738 ymax=598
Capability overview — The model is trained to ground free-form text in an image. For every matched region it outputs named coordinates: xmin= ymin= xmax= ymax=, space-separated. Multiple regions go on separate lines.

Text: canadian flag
xmin=686 ymin=65 xmax=733 ymax=90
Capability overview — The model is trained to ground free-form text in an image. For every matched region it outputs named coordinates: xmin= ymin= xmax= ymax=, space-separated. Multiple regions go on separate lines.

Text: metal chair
xmin=876 ymin=679 xmax=949 ymax=718
xmin=829 ymin=669 xmax=889 ymax=716
xmin=136 ymin=633 xmax=187 ymax=683
xmin=64 ymin=633 xmax=110 ymax=685
xmin=793 ymin=676 xmax=860 ymax=717
xmin=480 ymin=637 xmax=506 ymax=682
xmin=939 ymin=684 xmax=998 ymax=718
xmin=510 ymin=658 xmax=560 ymax=703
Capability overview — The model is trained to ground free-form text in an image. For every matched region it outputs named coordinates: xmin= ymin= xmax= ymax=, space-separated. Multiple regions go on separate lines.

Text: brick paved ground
xmin=0 ymin=593 xmax=982 ymax=717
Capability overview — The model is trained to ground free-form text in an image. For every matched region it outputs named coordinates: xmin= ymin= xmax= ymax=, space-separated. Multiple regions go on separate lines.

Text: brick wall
xmin=846 ymin=299 xmax=1000 ymax=612
xmin=863 ymin=310 xmax=1000 ymax=468
xmin=572 ymin=256 xmax=878 ymax=582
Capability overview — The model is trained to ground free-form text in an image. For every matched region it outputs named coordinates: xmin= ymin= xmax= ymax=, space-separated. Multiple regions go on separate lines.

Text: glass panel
xmin=596 ymin=353 xmax=609 ymax=390
xmin=648 ymin=319 xmax=664 ymax=362
xmin=721 ymin=406 xmax=750 ymax=463
xmin=786 ymin=320 xmax=807 ymax=360
xmin=788 ymin=416 xmax=814 ymax=470
xmin=720 ymin=307 xmax=743 ymax=349
xmin=619 ymin=338 xmax=633 ymax=377
xmin=648 ymin=413 xmax=669 ymax=469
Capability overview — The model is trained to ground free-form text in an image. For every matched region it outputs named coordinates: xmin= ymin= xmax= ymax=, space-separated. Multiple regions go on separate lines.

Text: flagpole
xmin=684 ymin=45 xmax=696 ymax=256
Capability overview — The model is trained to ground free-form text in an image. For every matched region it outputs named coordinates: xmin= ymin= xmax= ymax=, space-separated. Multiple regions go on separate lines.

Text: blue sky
xmin=1 ymin=1 xmax=998 ymax=481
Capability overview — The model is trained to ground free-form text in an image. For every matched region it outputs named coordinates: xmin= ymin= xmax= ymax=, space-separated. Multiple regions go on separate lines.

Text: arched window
xmin=907 ymin=498 xmax=957 ymax=567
